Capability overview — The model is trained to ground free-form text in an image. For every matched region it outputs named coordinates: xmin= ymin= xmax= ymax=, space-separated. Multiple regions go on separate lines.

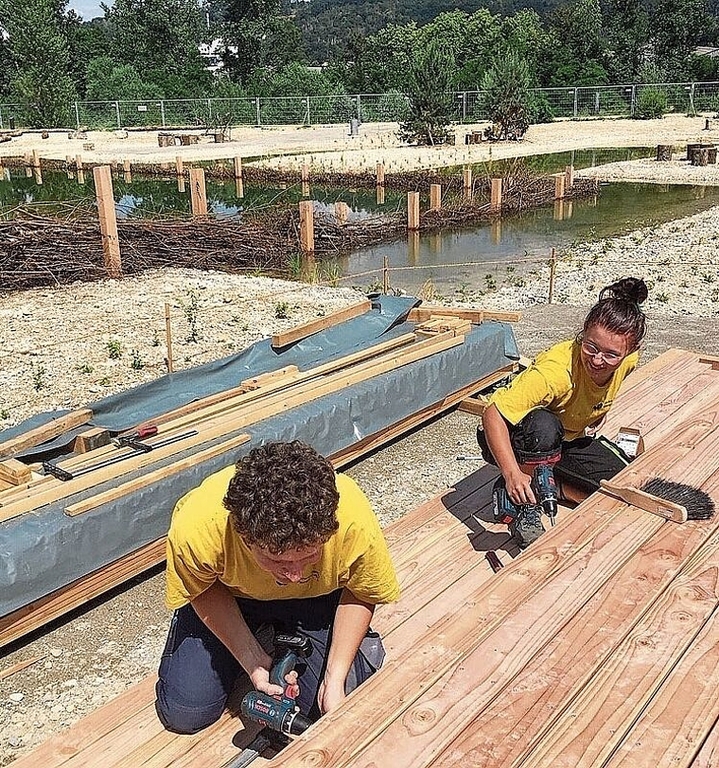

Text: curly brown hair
xmin=223 ymin=441 xmax=340 ymax=553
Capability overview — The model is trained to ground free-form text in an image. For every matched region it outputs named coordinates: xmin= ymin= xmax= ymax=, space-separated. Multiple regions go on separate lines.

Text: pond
xmin=2 ymin=146 xmax=717 ymax=296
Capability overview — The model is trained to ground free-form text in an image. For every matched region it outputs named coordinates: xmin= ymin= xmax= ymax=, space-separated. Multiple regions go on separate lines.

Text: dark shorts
xmin=155 ymin=590 xmax=385 ymax=734
xmin=477 ymin=408 xmax=631 ymax=494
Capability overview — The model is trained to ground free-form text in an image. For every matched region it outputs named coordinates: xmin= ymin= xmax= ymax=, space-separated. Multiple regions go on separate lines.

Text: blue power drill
xmin=493 ymin=464 xmax=559 ymax=526
xmin=239 ymin=633 xmax=313 ymax=738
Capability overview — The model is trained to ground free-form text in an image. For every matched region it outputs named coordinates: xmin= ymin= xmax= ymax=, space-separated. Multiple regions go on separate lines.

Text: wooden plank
xmin=93 ymin=165 xmax=121 ymax=278
xmin=64 ymin=433 xmax=251 ymax=516
xmin=408 ymin=306 xmax=522 ymax=324
xmin=0 ymin=458 xmax=31 ymax=485
xmin=428 ymin=473 xmax=719 ymax=768
xmin=240 ymin=365 xmax=299 ymax=391
xmin=73 ymin=427 xmax=111 ymax=454
xmin=691 ymin=720 xmax=719 ymax=768
xmin=332 ymin=363 xmax=516 ymax=468
xmin=0 ymin=408 xmax=92 ymax=458
xmin=0 ymin=654 xmax=44 ymax=681
xmin=456 ymin=395 xmax=488 ymax=416
xmin=139 ymin=332 xmax=416 ymax=430
xmin=271 ymin=299 xmax=371 ymax=349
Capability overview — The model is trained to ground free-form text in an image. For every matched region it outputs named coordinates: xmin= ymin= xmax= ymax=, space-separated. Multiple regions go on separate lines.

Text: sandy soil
xmin=4 ymin=114 xmax=719 ymax=176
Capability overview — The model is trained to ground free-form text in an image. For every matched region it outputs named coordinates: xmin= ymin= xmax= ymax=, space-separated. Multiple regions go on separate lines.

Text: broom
xmin=600 ymin=476 xmax=716 ymax=523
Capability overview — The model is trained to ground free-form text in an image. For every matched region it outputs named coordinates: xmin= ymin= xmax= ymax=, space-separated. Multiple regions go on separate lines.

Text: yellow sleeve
xmin=336 ymin=475 xmax=400 ymax=605
xmin=164 ymin=466 xmax=234 ymax=610
xmin=489 ymin=367 xmax=559 ymax=426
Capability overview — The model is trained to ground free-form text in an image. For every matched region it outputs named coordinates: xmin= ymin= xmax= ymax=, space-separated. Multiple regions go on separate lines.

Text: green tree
xmin=349 ymin=23 xmax=419 ymax=93
xmin=480 ymin=48 xmax=536 ymax=140
xmin=603 ymin=0 xmax=650 ymax=82
xmin=105 ymin=0 xmax=212 ymax=97
xmin=0 ymin=0 xmax=77 ymax=127
xmin=85 ymin=56 xmax=164 ymax=100
xmin=64 ymin=14 xmax=112 ymax=98
xmin=398 ymin=38 xmax=455 ymax=145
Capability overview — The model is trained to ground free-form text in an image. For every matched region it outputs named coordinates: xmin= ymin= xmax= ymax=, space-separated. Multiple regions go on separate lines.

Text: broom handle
xmin=599 ymin=479 xmax=688 ymax=524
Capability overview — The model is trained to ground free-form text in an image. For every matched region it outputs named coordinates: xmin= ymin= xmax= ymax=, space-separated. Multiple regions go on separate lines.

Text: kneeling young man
xmin=155 ymin=440 xmax=400 ymax=734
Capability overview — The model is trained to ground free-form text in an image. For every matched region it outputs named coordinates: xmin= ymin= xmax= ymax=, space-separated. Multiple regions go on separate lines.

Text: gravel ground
xmin=3 ymin=116 xmax=719 ymax=764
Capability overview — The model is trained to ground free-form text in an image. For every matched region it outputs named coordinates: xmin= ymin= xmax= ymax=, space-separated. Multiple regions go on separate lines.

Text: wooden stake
xmin=165 ymin=302 xmax=174 ymax=373
xmin=490 ymin=178 xmax=502 ymax=211
xmin=548 ymin=247 xmax=557 ymax=304
xmin=383 ymin=255 xmax=390 ymax=294
xmin=554 ymin=172 xmax=566 ymax=200
xmin=234 ymin=156 xmax=243 ymax=180
xmin=554 ymin=200 xmax=564 ymax=221
xmin=565 ymin=164 xmax=574 ymax=189
xmin=235 ymin=178 xmax=244 ymax=198
xmin=407 ymin=191 xmax=420 ymax=231
xmin=335 ymin=201 xmax=350 ymax=225
xmin=123 ymin=158 xmax=131 ymax=174
xmin=376 ymin=163 xmax=385 ymax=187
xmin=31 ymin=149 xmax=40 ymax=168
xmin=189 ymin=167 xmax=208 ymax=217
xmin=93 ymin=165 xmax=122 ymax=279
xmin=301 ymin=164 xmax=309 ymax=183
xmin=463 ymin=167 xmax=472 ymax=196
xmin=302 ymin=181 xmax=310 ymax=198
xmin=75 ymin=154 xmax=83 ymax=171
xmin=376 ymin=185 xmax=385 ymax=205
xmin=299 ymin=200 xmax=314 ymax=254
xmin=177 ymin=176 xmax=186 ymax=193
xmin=175 ymin=156 xmax=183 ymax=176
xmin=429 ymin=183 xmax=442 ymax=211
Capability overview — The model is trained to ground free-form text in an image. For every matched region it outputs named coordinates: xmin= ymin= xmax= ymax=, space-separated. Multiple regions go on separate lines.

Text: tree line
xmin=0 ymin=0 xmax=717 ymax=127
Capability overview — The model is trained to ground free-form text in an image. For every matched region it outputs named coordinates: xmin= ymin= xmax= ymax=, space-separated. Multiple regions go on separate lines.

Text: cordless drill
xmin=493 ymin=463 xmax=559 ymax=526
xmin=239 ymin=633 xmax=313 ymax=738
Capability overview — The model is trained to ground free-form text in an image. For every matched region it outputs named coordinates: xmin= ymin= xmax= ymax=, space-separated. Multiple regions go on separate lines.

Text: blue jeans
xmin=155 ymin=590 xmax=385 ymax=734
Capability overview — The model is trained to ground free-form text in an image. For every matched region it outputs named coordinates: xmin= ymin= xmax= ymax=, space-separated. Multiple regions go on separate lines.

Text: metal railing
xmin=2 ymin=81 xmax=719 ymax=131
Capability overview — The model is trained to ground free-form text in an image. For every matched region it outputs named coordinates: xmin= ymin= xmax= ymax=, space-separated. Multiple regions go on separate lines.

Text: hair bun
xmin=599 ymin=277 xmax=648 ymax=305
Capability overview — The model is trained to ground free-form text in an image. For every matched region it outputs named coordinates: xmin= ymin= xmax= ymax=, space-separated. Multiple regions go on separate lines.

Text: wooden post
xmin=177 ymin=175 xmax=186 ymax=193
xmin=75 ymin=154 xmax=83 ymax=171
xmin=31 ymin=149 xmax=40 ymax=168
xmin=24 ymin=153 xmax=32 ymax=178
xmin=463 ymin=167 xmax=472 ymax=196
xmin=302 ymin=181 xmax=310 ymax=198
xmin=235 ymin=178 xmax=244 ymax=198
xmin=234 ymin=156 xmax=243 ymax=180
xmin=299 ymin=200 xmax=315 ymax=255
xmin=376 ymin=185 xmax=385 ymax=205
xmin=554 ymin=200 xmax=564 ymax=221
xmin=123 ymin=158 xmax=131 ymax=174
xmin=189 ymin=167 xmax=208 ymax=217
xmin=164 ymin=302 xmax=174 ymax=373
xmin=554 ymin=173 xmax=565 ymax=200
xmin=33 ymin=165 xmax=43 ymax=186
xmin=408 ymin=230 xmax=420 ymax=265
xmin=565 ymin=164 xmax=574 ymax=189
xmin=429 ymin=183 xmax=442 ymax=211
xmin=92 ymin=165 xmax=122 ymax=279
xmin=490 ymin=178 xmax=502 ymax=211
xmin=301 ymin=164 xmax=309 ymax=183
xmin=376 ymin=163 xmax=385 ymax=187
xmin=548 ymin=247 xmax=557 ymax=304
xmin=407 ymin=191 xmax=420 ymax=231
xmin=175 ymin=156 xmax=184 ymax=176
xmin=490 ymin=219 xmax=501 ymax=245
xmin=77 ymin=169 xmax=85 ymax=185
xmin=382 ymin=255 xmax=390 ymax=294
xmin=335 ymin=201 xmax=350 ymax=225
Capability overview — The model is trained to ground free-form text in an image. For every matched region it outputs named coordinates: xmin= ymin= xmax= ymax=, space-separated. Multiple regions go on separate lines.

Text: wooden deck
xmin=9 ymin=347 xmax=719 ymax=768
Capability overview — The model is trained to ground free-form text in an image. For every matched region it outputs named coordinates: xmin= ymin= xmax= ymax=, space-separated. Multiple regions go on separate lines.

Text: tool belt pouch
xmin=345 ymin=630 xmax=386 ymax=693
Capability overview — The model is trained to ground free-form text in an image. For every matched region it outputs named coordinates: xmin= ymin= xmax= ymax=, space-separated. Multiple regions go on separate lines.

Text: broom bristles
xmin=640 ymin=478 xmax=716 ymax=521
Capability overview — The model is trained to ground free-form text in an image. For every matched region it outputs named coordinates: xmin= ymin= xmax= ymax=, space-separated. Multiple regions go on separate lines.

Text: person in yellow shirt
xmin=155 ymin=440 xmax=400 ymax=734
xmin=478 ymin=277 xmax=648 ymax=548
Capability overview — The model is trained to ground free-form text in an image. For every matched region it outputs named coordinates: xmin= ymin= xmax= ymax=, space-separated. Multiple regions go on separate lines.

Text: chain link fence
xmin=2 ymin=82 xmax=719 ymax=131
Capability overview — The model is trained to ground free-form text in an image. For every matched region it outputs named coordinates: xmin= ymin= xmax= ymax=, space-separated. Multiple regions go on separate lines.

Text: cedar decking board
xmin=9 ymin=348 xmax=719 ymax=768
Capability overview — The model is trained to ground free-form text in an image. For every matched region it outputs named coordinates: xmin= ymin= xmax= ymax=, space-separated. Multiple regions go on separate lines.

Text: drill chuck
xmin=240 ymin=691 xmax=311 ymax=736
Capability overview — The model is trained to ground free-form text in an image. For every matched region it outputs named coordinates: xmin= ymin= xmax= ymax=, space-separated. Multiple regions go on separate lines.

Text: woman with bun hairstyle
xmin=478 ymin=277 xmax=649 ymax=549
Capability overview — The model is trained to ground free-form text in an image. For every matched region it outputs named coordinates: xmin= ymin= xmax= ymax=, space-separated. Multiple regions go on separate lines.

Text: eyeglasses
xmin=579 ymin=338 xmax=624 ymax=364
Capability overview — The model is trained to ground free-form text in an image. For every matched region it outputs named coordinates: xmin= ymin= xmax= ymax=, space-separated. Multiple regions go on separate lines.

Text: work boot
xmin=510 ymin=504 xmax=545 ymax=550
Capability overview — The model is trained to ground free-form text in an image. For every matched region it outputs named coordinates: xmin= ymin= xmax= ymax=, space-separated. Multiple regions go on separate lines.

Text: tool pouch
xmin=345 ymin=630 xmax=386 ymax=694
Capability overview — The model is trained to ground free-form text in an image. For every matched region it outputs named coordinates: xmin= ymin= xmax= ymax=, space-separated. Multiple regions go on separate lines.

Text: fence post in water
xmin=407 ymin=191 xmax=420 ymax=231
xmin=548 ymin=247 xmax=557 ymax=304
xmin=554 ymin=173 xmax=565 ymax=200
xmin=299 ymin=200 xmax=315 ymax=255
xmin=189 ymin=167 xmax=208 ymax=217
xmin=429 ymin=183 xmax=442 ymax=211
xmin=565 ymin=164 xmax=574 ymax=189
xmin=164 ymin=302 xmax=174 ymax=373
xmin=463 ymin=166 xmax=472 ymax=197
xmin=93 ymin=165 xmax=122 ymax=279
xmin=490 ymin=178 xmax=502 ymax=211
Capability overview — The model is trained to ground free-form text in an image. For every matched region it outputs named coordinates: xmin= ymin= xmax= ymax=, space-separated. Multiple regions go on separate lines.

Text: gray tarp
xmin=0 ymin=296 xmax=519 ymax=618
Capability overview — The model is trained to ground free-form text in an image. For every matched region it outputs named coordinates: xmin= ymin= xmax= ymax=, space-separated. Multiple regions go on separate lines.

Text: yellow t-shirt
xmin=488 ymin=339 xmax=638 ymax=441
xmin=165 ymin=467 xmax=400 ymax=610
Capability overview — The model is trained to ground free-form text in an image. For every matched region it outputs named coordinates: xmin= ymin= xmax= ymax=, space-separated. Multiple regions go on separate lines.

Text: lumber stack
xmin=0 ymin=304 xmax=519 ymax=648
xmin=7 ymin=347 xmax=719 ymax=768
